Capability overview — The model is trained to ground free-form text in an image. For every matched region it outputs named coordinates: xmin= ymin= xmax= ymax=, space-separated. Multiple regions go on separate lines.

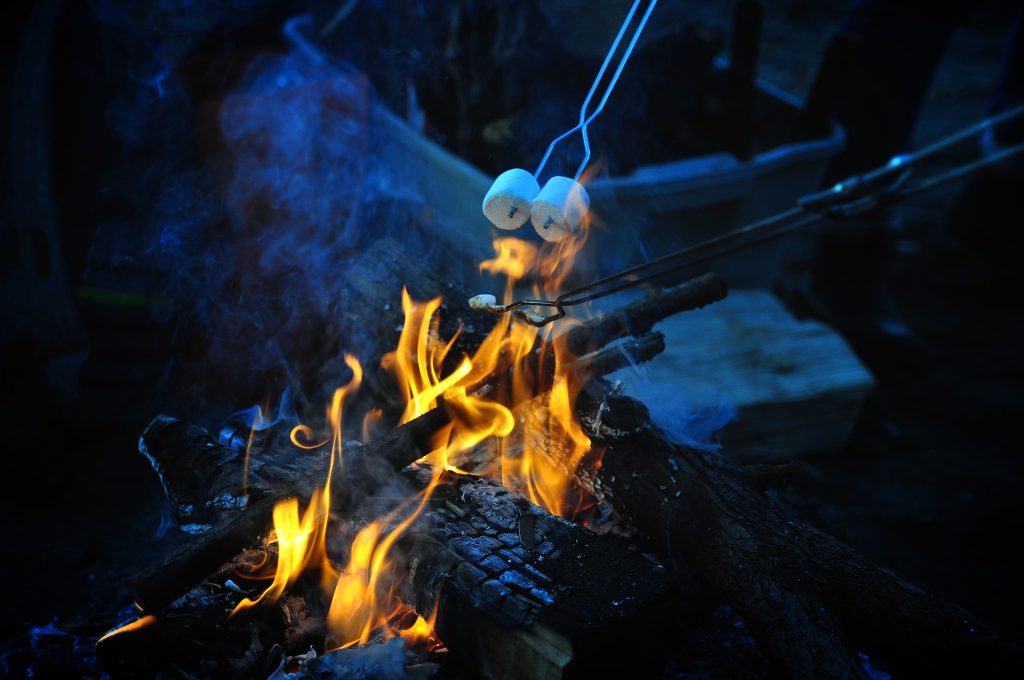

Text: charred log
xmin=560 ymin=272 xmax=727 ymax=358
xmin=126 ymin=348 xmax=669 ymax=618
xmin=396 ymin=466 xmax=700 ymax=680
xmin=122 ymin=273 xmax=730 ymax=676
xmin=125 ymin=278 xmax=704 ymax=614
xmin=571 ymin=385 xmax=1022 ymax=680
xmin=122 ymin=420 xmax=698 ymax=679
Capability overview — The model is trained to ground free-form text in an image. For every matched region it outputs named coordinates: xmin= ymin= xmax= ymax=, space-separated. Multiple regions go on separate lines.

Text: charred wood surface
xmin=574 ymin=385 xmax=1022 ymax=680
xmin=398 ymin=466 xmax=692 ymax=680
xmin=129 ymin=275 xmax=727 ymax=615
xmin=128 ymin=322 xmax=670 ymax=613
xmin=125 ymin=418 xmax=694 ymax=679
xmin=123 ymin=273 xmax=732 ymax=676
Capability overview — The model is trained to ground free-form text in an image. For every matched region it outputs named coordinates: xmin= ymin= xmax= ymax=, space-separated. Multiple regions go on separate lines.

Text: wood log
xmin=122 ymin=419 xmax=699 ymax=679
xmin=123 ymin=273 xmax=728 ymax=676
xmin=395 ymin=466 xmax=701 ymax=680
xmin=128 ymin=493 xmax=285 ymax=615
xmin=127 ymin=272 xmax=727 ymax=611
xmin=560 ymin=272 xmax=727 ymax=358
xmin=128 ymin=325 xmax=670 ymax=613
xmin=357 ymin=330 xmax=667 ymax=474
xmin=562 ymin=385 xmax=1023 ymax=679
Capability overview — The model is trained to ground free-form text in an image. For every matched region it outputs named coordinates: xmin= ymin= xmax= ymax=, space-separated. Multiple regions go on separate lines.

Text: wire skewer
xmin=472 ymin=104 xmax=1024 ymax=327
xmin=534 ymin=0 xmax=660 ymax=182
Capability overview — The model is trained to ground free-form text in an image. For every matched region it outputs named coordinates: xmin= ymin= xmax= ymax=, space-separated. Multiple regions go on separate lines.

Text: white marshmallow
xmin=530 ymin=176 xmax=590 ymax=242
xmin=468 ymin=293 xmax=498 ymax=312
xmin=482 ymin=169 xmax=541 ymax=230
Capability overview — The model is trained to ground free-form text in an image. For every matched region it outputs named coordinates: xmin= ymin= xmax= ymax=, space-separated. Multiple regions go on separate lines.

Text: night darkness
xmin=2 ymin=1 xmax=1023 ymax=678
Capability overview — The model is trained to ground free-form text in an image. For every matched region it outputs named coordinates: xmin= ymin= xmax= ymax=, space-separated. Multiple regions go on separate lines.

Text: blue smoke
xmin=224 ymin=385 xmax=299 ymax=432
xmin=608 ymin=343 xmax=736 ymax=451
xmin=88 ymin=10 xmax=440 ymax=417
xmin=647 ymin=396 xmax=737 ymax=452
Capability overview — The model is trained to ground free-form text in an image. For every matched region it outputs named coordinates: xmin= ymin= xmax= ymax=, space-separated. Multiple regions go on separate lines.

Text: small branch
xmin=562 ymin=272 xmax=727 ymax=357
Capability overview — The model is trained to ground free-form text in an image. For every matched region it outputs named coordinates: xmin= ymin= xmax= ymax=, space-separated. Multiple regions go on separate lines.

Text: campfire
xmin=16 ymin=4 xmax=1011 ymax=680
xmin=97 ymin=217 xmax=732 ymax=677
xmin=93 ymin=220 xmax=1013 ymax=679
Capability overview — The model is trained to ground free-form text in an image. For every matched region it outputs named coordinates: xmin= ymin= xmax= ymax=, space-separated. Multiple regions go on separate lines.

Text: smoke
xmin=224 ymin=385 xmax=299 ymax=433
xmin=609 ymin=347 xmax=736 ymax=451
xmin=86 ymin=6 xmax=450 ymax=422
xmin=200 ymin=45 xmax=374 ymax=391
xmin=647 ymin=396 xmax=736 ymax=452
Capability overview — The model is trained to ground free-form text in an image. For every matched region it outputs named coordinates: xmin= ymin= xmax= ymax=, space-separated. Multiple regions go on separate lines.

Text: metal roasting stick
xmin=483 ymin=1 xmax=659 ymax=236
xmin=472 ymin=105 xmax=1024 ymax=327
xmin=534 ymin=0 xmax=660 ymax=182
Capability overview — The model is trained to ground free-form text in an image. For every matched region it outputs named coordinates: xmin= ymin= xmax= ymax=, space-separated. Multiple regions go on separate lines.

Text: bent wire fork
xmin=473 ymin=104 xmax=1024 ymax=328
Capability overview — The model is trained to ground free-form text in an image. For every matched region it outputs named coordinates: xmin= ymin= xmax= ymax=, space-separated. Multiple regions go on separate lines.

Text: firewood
xmin=122 ymin=419 xmax=699 ymax=679
xmin=559 ymin=272 xmax=727 ymax=357
xmin=565 ymin=384 xmax=1023 ymax=679
xmin=606 ymin=288 xmax=874 ymax=460
xmin=121 ymin=274 xmax=729 ymax=675
xmin=128 ymin=493 xmax=285 ymax=615
xmin=128 ymin=272 xmax=726 ymax=611
xmin=128 ymin=330 xmax=668 ymax=614
xmin=395 ymin=466 xmax=699 ymax=680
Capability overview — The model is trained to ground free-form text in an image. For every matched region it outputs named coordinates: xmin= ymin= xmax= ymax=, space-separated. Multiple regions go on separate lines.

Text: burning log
xmin=120 ymin=272 xmax=729 ymax=678
xmin=393 ymin=466 xmax=699 ymax=679
xmin=539 ymin=384 xmax=1023 ymax=680
xmin=121 ymin=417 xmax=699 ymax=679
xmin=129 ymin=273 xmax=726 ymax=612
xmin=128 ymin=327 xmax=668 ymax=614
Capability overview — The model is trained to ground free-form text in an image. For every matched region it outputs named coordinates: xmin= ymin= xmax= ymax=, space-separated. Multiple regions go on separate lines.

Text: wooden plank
xmin=607 ymin=288 xmax=873 ymax=460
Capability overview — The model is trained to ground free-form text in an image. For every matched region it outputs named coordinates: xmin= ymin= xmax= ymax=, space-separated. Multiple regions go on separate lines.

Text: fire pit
xmin=93 ymin=228 xmax=1010 ymax=679
xmin=98 ymin=224 xmax=730 ymax=676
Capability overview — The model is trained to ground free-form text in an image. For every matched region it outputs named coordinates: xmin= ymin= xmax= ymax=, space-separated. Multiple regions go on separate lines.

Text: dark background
xmin=1 ymin=0 xmax=1022 ymax=676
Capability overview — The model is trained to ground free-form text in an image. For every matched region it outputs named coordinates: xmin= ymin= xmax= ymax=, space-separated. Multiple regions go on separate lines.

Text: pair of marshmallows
xmin=482 ymin=169 xmax=590 ymax=242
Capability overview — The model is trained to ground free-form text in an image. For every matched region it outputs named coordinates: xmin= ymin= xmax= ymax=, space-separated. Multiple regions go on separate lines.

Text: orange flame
xmin=326 ymin=467 xmax=443 ymax=648
xmin=382 ymin=288 xmax=472 ymax=427
xmin=481 ymin=220 xmax=594 ymax=517
xmin=397 ymin=598 xmax=441 ymax=650
xmin=232 ymin=490 xmax=330 ymax=612
xmin=233 ymin=355 xmax=362 ymax=614
xmin=227 ymin=201 xmax=594 ymax=651
xmin=361 ymin=407 xmax=383 ymax=442
xmin=98 ymin=614 xmax=157 ymax=643
xmin=232 ymin=352 xmax=441 ymax=650
xmin=382 ymin=288 xmax=516 ymax=472
xmin=388 ymin=212 xmax=595 ymax=517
